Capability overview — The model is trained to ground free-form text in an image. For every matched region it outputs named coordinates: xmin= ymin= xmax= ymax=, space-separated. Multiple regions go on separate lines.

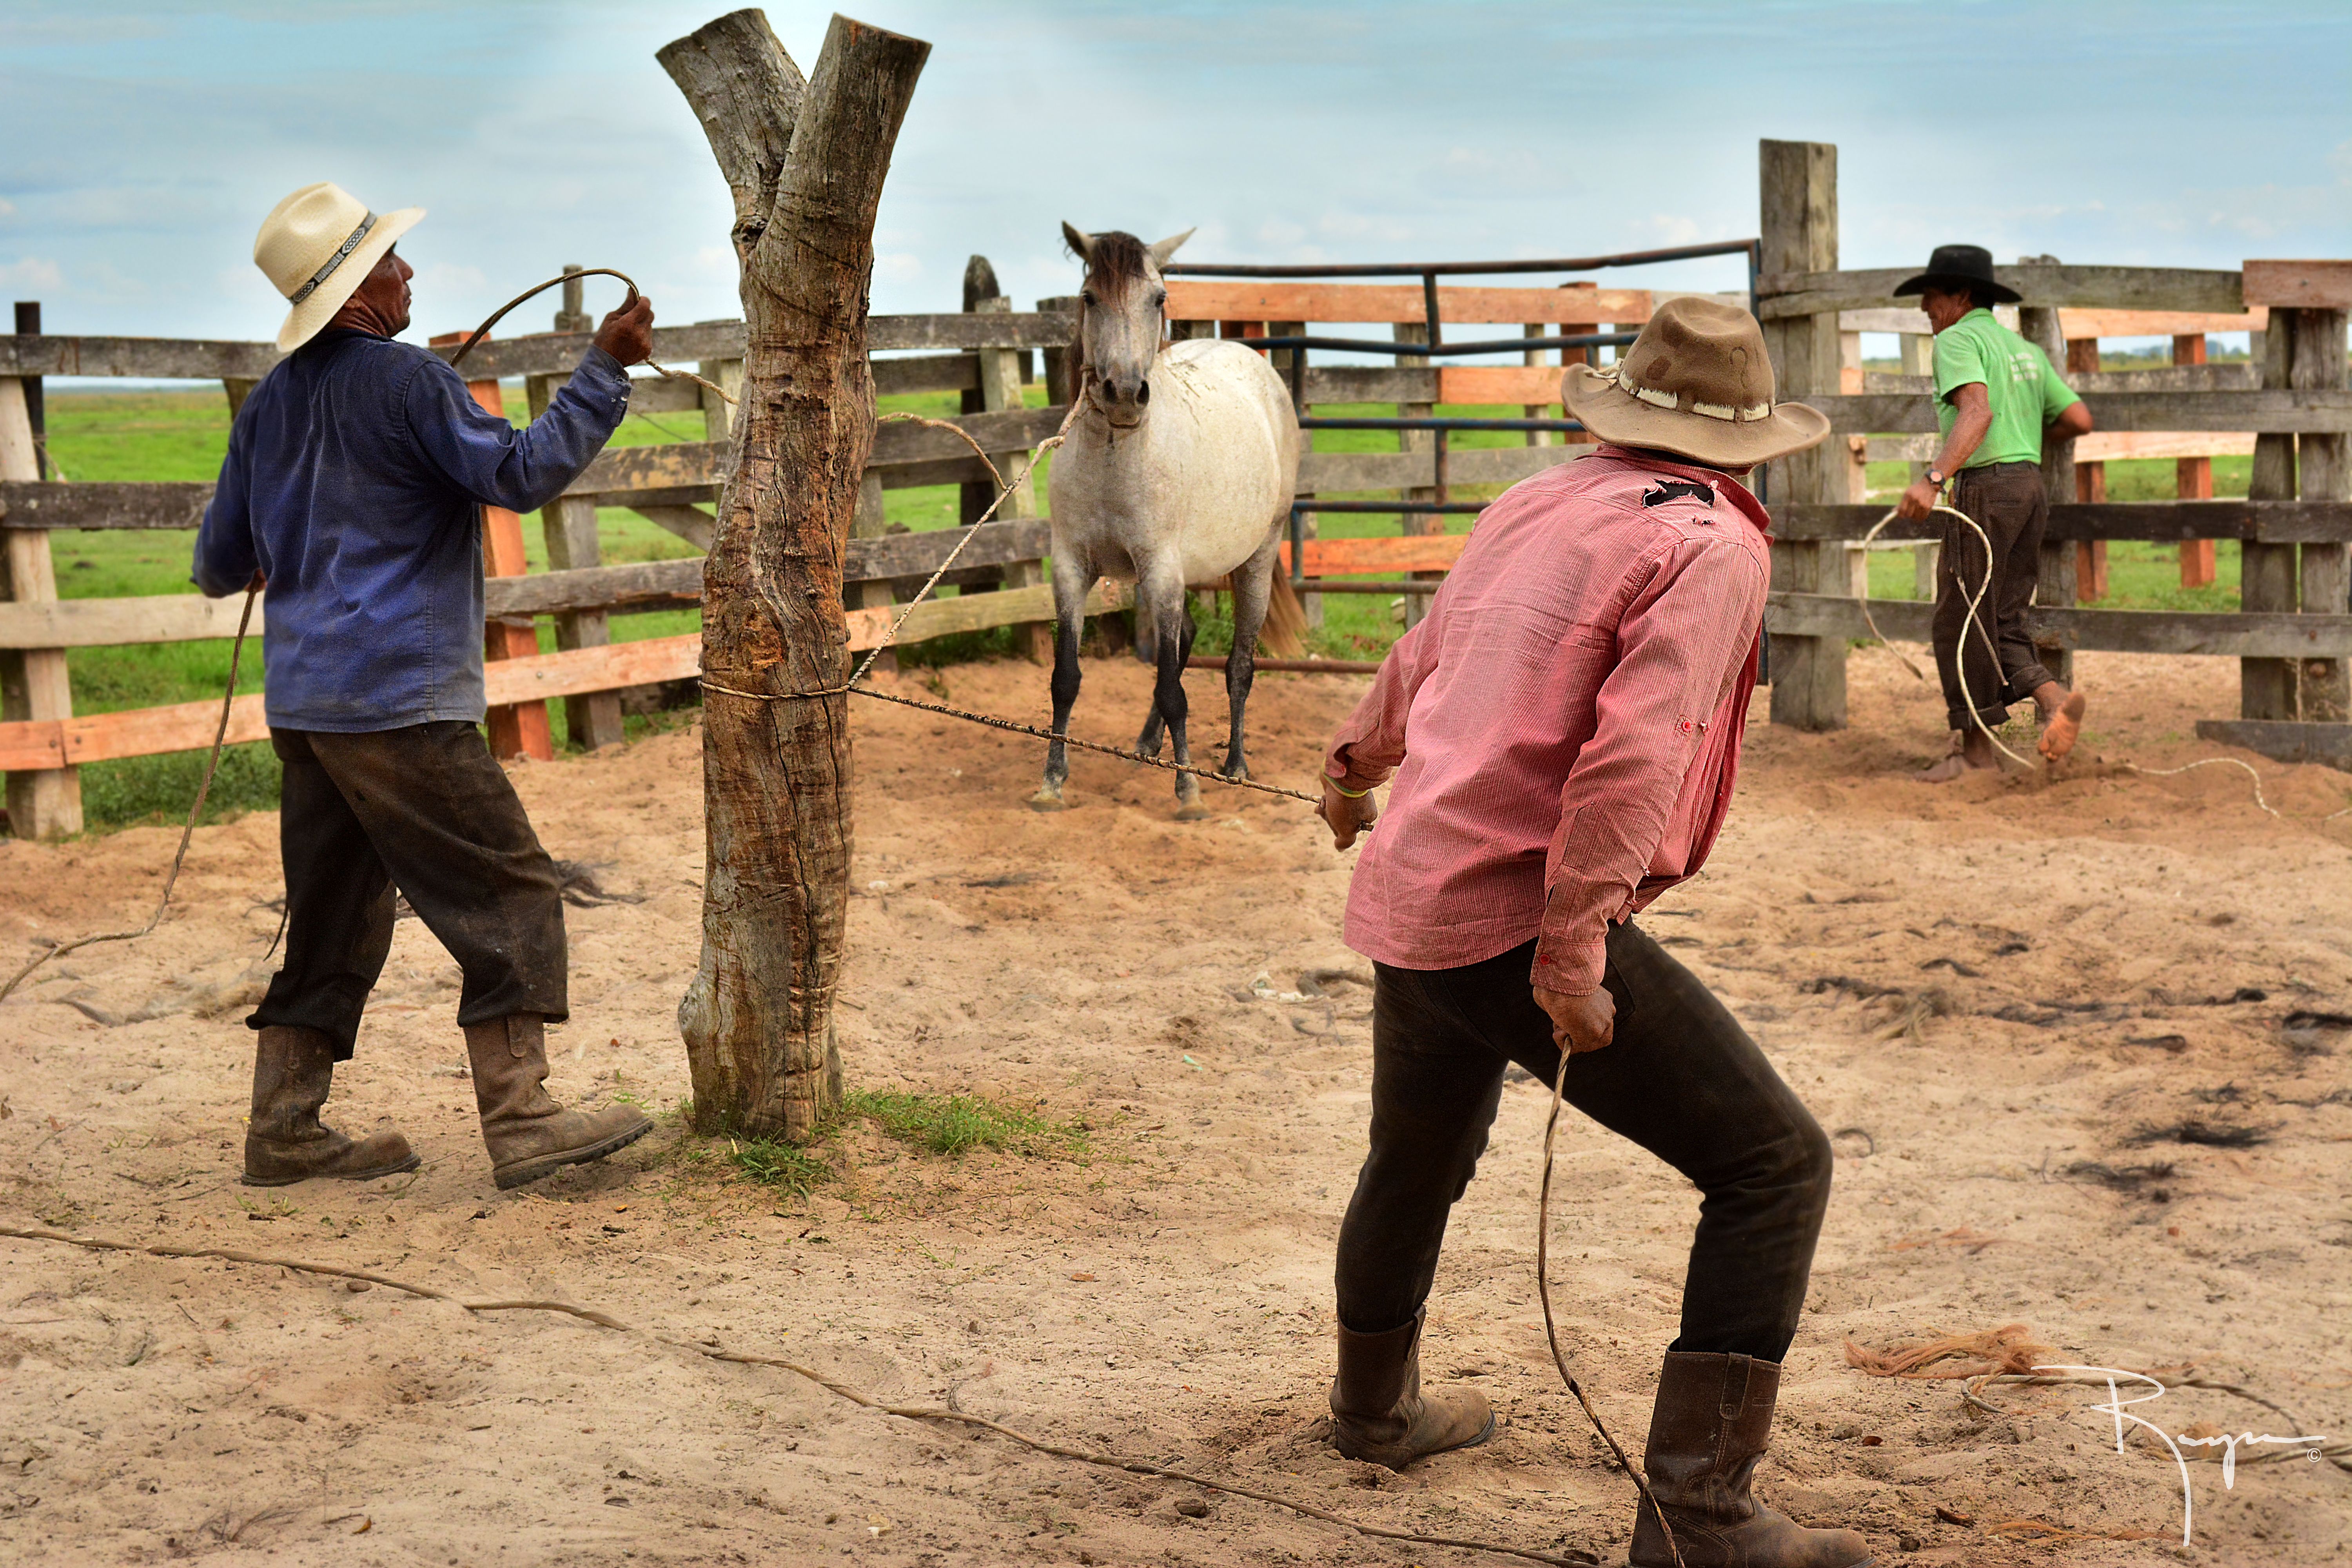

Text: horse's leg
xmin=1029 ymin=555 xmax=1091 ymax=811
xmin=1221 ymin=534 xmax=1281 ymax=782
xmin=1141 ymin=567 xmax=1208 ymax=820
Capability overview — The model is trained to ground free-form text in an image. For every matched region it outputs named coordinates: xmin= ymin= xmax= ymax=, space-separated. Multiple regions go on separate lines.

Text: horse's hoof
xmin=1172 ymin=802 xmax=1214 ymax=822
xmin=1219 ymin=765 xmax=1251 ymax=784
xmin=1028 ymin=789 xmax=1069 ymax=813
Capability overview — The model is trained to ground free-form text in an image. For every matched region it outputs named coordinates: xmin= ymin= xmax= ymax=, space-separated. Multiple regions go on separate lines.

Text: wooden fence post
xmin=2293 ymin=306 xmax=2350 ymax=720
xmin=2065 ymin=336 xmax=2109 ymax=600
xmin=1394 ymin=319 xmax=1436 ymax=631
xmin=2174 ymin=332 xmax=2217 ymax=586
xmin=971 ymin=291 xmax=1047 ymax=662
xmin=2019 ymin=300 xmax=2078 ymax=688
xmin=661 ymin=9 xmax=930 ymax=1141
xmin=542 ymin=277 xmax=626 ymax=750
xmin=429 ymin=330 xmax=554 ymax=761
xmin=2 ymin=340 xmax=80 ymax=838
xmin=1759 ymin=138 xmax=1846 ymax=730
xmin=545 ymin=495 xmax=627 ymax=749
xmin=2243 ymin=314 xmax=2302 ymax=719
xmin=849 ymin=471 xmax=895 ymax=674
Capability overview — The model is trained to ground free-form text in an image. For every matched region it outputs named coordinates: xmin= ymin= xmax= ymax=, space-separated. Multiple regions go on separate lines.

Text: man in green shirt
xmin=1893 ymin=245 xmax=2095 ymax=781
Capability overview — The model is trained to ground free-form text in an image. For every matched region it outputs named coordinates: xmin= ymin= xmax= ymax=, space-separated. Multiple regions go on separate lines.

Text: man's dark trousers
xmin=249 ymin=722 xmax=568 ymax=1060
xmin=1935 ymin=461 xmax=2059 ymax=733
xmin=1333 ymin=921 xmax=1833 ymax=1363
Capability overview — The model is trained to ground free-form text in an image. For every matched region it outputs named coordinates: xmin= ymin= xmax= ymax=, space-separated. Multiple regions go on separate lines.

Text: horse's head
xmin=1062 ymin=222 xmax=1193 ymax=428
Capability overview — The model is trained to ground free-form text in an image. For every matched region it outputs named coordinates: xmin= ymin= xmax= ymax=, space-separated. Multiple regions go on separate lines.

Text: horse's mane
xmin=1071 ymin=230 xmax=1152 ymax=386
xmin=1081 ymin=230 xmax=1151 ymax=303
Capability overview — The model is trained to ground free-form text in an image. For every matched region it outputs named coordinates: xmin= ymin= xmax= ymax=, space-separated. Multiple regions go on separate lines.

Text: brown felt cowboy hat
xmin=1558 ymin=296 xmax=1830 ymax=469
xmin=1891 ymin=243 xmax=2023 ymax=305
xmin=254 ymin=182 xmax=425 ymax=352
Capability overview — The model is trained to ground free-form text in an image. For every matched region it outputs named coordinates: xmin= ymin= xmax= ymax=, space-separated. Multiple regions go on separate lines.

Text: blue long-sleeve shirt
xmin=193 ymin=328 xmax=632 ymax=732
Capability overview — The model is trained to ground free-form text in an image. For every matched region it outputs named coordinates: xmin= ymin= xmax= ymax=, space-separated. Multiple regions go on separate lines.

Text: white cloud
xmin=419 ymin=261 xmax=486 ymax=294
xmin=0 ymin=197 xmax=16 ymax=218
xmin=874 ymin=252 xmax=923 ymax=282
xmin=0 ymin=257 xmax=64 ymax=290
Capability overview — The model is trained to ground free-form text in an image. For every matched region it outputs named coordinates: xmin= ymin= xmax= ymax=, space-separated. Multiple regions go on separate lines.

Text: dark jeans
xmin=1935 ymin=461 xmax=2059 ymax=732
xmin=1334 ymin=922 xmax=1833 ymax=1365
xmin=249 ymin=722 xmax=568 ymax=1060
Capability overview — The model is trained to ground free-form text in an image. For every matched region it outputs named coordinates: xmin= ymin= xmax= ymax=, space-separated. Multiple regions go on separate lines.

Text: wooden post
xmin=2242 ymin=312 xmax=2300 ymax=720
xmin=546 ymin=495 xmax=627 ymax=749
xmin=2293 ymin=307 xmax=2350 ymax=721
xmin=959 ymin=256 xmax=1002 ymax=526
xmin=2173 ymin=333 xmax=2217 ymax=586
xmin=849 ymin=470 xmax=895 ymax=674
xmin=2018 ymin=301 xmax=2076 ymax=688
xmin=1758 ymin=138 xmax=1846 ymax=730
xmin=661 ymin=9 xmax=929 ymax=1140
xmin=1 ymin=368 xmax=80 ymax=839
xmin=2065 ymin=338 xmax=2108 ymax=601
xmin=1394 ymin=319 xmax=1436 ymax=631
xmin=970 ymin=292 xmax=1047 ymax=662
xmin=1270 ymin=317 xmax=1319 ymax=626
xmin=430 ymin=331 xmax=554 ymax=762
xmin=1523 ymin=321 xmax=1552 ymax=447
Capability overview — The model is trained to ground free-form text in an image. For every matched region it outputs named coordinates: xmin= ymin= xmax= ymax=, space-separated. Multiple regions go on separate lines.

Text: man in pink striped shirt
xmin=1316 ymin=299 xmax=1871 ymax=1568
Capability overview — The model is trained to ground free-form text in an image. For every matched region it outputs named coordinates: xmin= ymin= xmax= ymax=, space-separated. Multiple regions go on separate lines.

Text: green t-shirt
xmin=1932 ymin=309 xmax=2081 ymax=468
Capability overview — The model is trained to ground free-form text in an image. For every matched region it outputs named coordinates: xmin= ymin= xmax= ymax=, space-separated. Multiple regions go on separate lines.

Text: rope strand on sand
xmin=0 ymin=1223 xmax=1594 ymax=1568
xmin=0 ymin=582 xmax=260 ymax=1004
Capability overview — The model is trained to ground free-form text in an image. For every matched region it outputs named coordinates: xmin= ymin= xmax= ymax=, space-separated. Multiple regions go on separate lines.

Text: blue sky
xmin=2 ymin=1 xmax=2345 ymax=354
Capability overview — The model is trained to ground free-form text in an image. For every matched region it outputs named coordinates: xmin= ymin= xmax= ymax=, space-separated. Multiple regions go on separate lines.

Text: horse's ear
xmin=1146 ymin=228 xmax=1196 ymax=267
xmin=1061 ymin=222 xmax=1095 ymax=262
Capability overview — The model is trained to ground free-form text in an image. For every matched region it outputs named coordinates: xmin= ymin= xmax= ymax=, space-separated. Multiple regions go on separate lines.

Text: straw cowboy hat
xmin=254 ymin=182 xmax=424 ymax=352
xmin=1559 ymin=296 xmax=1830 ymax=470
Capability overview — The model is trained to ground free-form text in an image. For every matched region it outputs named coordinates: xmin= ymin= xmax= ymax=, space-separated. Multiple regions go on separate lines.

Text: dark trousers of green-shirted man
xmin=1893 ymin=244 xmax=2096 ymax=782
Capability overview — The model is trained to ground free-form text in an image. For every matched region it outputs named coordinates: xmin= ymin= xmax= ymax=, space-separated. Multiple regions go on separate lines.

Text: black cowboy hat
xmin=1891 ymin=243 xmax=2023 ymax=305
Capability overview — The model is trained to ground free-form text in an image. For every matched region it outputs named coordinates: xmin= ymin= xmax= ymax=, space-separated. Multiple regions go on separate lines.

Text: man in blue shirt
xmin=195 ymin=182 xmax=657 ymax=1191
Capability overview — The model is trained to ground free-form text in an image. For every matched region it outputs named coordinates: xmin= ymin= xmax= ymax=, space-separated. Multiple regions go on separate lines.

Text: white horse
xmin=1033 ymin=223 xmax=1302 ymax=819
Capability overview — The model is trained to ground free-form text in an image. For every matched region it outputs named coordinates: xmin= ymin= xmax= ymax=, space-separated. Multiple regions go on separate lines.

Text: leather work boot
xmin=1328 ymin=1306 xmax=1495 ymax=1469
xmin=242 ymin=1025 xmax=420 ymax=1186
xmin=464 ymin=1014 xmax=653 ymax=1191
xmin=1630 ymin=1352 xmax=1875 ymax=1568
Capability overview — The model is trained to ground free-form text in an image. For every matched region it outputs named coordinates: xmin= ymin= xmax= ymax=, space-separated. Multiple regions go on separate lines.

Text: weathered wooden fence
xmin=1753 ymin=139 xmax=2352 ymax=768
xmin=5 ymin=152 xmax=2346 ymax=837
xmin=0 ymin=274 xmax=1118 ymax=837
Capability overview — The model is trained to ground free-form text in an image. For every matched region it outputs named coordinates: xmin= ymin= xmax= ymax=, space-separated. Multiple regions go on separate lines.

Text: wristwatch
xmin=1925 ymin=467 xmax=1947 ymax=488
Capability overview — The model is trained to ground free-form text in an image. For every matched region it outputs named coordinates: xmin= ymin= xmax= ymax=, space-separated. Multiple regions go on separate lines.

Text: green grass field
xmin=35 ymin=375 xmax=2258 ymax=833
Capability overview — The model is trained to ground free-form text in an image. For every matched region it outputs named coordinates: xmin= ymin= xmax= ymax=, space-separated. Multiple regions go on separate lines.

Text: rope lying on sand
xmin=0 ymin=582 xmax=261 ymax=1005
xmin=0 ymin=1222 xmax=1597 ymax=1568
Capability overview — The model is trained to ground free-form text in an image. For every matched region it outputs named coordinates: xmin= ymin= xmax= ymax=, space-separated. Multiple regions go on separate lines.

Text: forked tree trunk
xmin=660 ymin=11 xmax=929 ymax=1137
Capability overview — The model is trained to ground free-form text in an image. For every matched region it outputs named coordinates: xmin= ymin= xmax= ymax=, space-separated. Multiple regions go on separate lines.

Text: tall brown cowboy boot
xmin=464 ymin=1014 xmax=653 ymax=1191
xmin=1630 ymin=1352 xmax=1875 ymax=1568
xmin=242 ymin=1025 xmax=420 ymax=1186
xmin=1328 ymin=1306 xmax=1495 ymax=1470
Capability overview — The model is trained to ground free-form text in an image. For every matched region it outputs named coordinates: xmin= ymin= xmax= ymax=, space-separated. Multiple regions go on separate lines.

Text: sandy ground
xmin=4 ymin=643 xmax=2351 ymax=1568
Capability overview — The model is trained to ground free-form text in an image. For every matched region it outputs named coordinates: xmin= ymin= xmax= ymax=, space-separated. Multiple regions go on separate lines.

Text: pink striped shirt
xmin=1325 ymin=446 xmax=1769 ymax=994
